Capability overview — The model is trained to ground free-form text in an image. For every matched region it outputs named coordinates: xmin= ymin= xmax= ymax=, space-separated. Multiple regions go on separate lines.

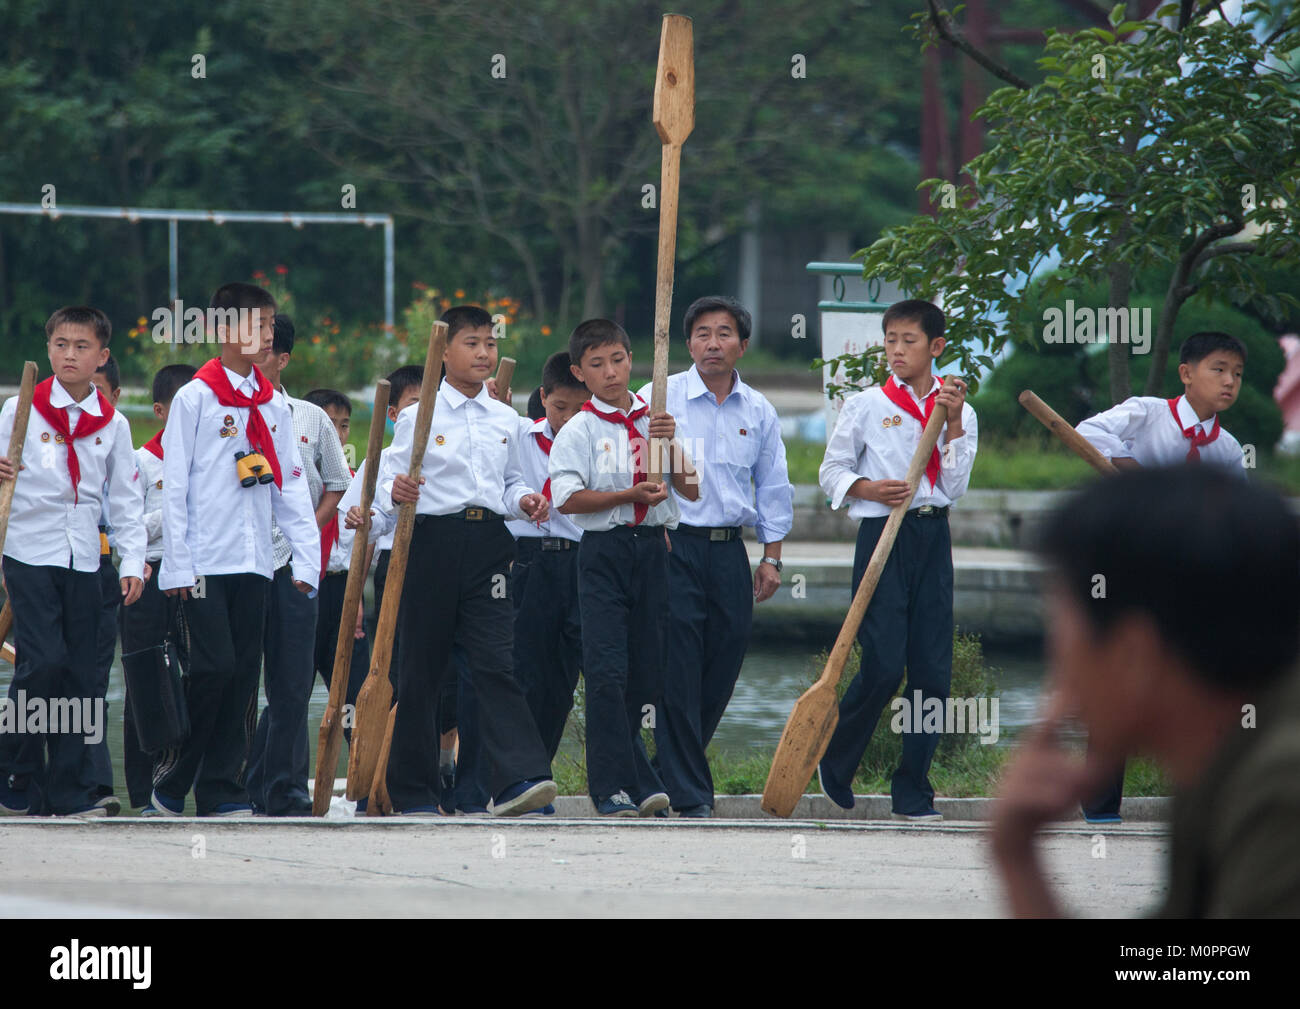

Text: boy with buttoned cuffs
xmin=0 ymin=306 xmax=145 ymax=818
xmin=378 ymin=306 xmax=556 ymax=817
xmin=507 ymin=352 xmax=590 ymax=763
xmin=151 ymin=283 xmax=320 ymax=817
xmin=548 ymin=318 xmax=701 ymax=817
xmin=638 ymin=296 xmax=793 ymax=817
xmin=816 ymin=299 xmax=977 ymax=821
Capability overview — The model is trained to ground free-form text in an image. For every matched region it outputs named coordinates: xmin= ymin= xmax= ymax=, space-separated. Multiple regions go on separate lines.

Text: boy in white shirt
xmin=0 ymin=306 xmax=146 ymax=818
xmin=151 ymin=283 xmax=320 ymax=817
xmin=548 ymin=319 xmax=700 ymax=816
xmin=817 ymin=299 xmax=976 ymax=820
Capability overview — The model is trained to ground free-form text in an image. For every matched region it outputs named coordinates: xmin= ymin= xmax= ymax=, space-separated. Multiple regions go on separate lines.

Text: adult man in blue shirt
xmin=640 ymin=296 xmax=794 ymax=816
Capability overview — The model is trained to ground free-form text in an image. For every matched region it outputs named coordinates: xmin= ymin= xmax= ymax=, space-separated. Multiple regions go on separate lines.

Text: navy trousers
xmin=90 ymin=555 xmax=119 ymax=796
xmin=386 ymin=516 xmax=549 ymax=811
xmin=1 ymin=557 xmax=102 ymax=814
xmin=578 ymin=525 xmax=668 ymax=803
xmin=119 ymin=571 xmax=170 ymax=808
xmin=153 ymin=572 xmax=268 ymax=814
xmin=246 ymin=565 xmax=319 ymax=814
xmin=312 ymin=570 xmax=370 ymax=747
xmin=654 ymin=530 xmax=753 ymax=810
xmin=510 ymin=538 xmax=582 ymax=761
xmin=821 ymin=513 xmax=954 ymax=815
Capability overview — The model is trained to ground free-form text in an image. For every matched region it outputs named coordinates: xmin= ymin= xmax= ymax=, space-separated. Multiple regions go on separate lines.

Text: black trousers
xmin=118 ymin=570 xmax=171 ymax=808
xmin=245 ymin=565 xmax=319 ymax=813
xmin=386 ymin=516 xmax=549 ymax=811
xmin=821 ymin=513 xmax=954 ymax=815
xmin=510 ymin=538 xmax=582 ymax=761
xmin=91 ymin=555 xmax=119 ymax=796
xmin=654 ymin=531 xmax=753 ymax=810
xmin=1082 ymin=755 xmax=1126 ymax=817
xmin=0 ymin=557 xmax=101 ymax=815
xmin=313 ymin=570 xmax=370 ymax=748
xmin=153 ymin=572 xmax=268 ymax=813
xmin=577 ymin=525 xmax=668 ymax=802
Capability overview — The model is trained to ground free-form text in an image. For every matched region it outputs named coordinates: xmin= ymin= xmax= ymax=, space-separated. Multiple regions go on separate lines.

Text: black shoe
xmin=677 ymin=803 xmax=713 ymax=818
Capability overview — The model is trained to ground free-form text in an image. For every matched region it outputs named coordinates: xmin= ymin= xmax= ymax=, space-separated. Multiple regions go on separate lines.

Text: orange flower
xmin=541 ymin=325 xmax=552 ymax=336
xmin=454 ymin=289 xmax=465 ymax=299
xmin=275 ymin=264 xmax=288 ymax=275
xmin=312 ymin=335 xmax=322 ymax=345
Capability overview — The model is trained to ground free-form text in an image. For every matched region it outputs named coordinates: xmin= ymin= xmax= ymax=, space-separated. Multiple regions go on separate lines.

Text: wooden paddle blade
xmin=0 ymin=361 xmax=39 ymax=561
xmin=762 ymin=680 xmax=839 ymax=818
xmin=346 ymin=676 xmax=393 ymax=799
xmin=653 ymin=15 xmax=695 ymax=146
xmin=368 ymin=704 xmax=398 ymax=816
xmin=1018 ymin=390 xmax=1118 ymax=476
xmin=0 ymin=601 xmax=14 ymax=665
xmin=494 ymin=357 xmax=516 ymax=404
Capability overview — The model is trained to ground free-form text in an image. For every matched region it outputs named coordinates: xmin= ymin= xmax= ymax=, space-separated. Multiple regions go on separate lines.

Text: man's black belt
xmin=417 ymin=508 xmax=505 ymax=523
xmin=907 ymin=505 xmax=949 ymax=519
xmin=516 ymin=536 xmax=577 ymax=552
xmin=674 ymin=524 xmax=743 ymax=542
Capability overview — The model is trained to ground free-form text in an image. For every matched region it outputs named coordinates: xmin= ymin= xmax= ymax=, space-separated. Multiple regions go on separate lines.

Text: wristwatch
xmin=760 ymin=556 xmax=783 ymax=573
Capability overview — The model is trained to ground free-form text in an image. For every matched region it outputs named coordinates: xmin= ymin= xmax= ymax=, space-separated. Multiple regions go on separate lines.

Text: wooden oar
xmin=311 ymin=379 xmax=391 ymax=816
xmin=367 ymin=704 xmax=398 ymax=816
xmin=493 ymin=356 xmax=516 ymax=405
xmin=346 ymin=321 xmax=448 ymax=804
xmin=647 ymin=14 xmax=694 ymax=484
xmin=0 ymin=601 xmax=13 ymax=665
xmin=762 ymin=401 xmax=950 ymax=817
xmin=0 ymin=361 xmax=39 ymax=562
xmin=1018 ymin=391 xmax=1118 ymax=476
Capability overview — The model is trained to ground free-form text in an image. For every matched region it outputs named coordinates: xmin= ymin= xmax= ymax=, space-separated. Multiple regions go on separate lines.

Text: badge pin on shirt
xmin=435 ymin=435 xmax=445 ymax=446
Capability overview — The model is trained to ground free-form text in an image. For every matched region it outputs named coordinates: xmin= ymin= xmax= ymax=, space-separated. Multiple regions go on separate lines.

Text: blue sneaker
xmin=0 ymin=779 xmax=30 ymax=816
xmin=205 ymin=803 xmax=253 ymax=817
xmin=493 ymin=778 xmax=557 ymax=817
xmin=139 ymin=803 xmax=162 ymax=817
xmin=150 ymin=788 xmax=185 ymax=817
xmin=817 ymin=762 xmax=854 ymax=810
xmin=595 ymin=791 xmax=637 ymax=817
xmin=355 ymin=796 xmax=368 ymax=814
xmin=521 ymin=803 xmax=556 ymax=816
xmin=677 ymin=803 xmax=713 ymax=818
xmin=1083 ymin=811 xmax=1123 ymax=825
xmin=457 ymin=804 xmax=491 ymax=816
xmin=397 ymin=805 xmax=442 ymax=816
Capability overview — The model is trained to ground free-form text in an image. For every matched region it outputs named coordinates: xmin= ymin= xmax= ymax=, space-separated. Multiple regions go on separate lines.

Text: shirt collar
xmin=590 ymin=390 xmax=646 ymax=416
xmin=895 ymin=374 xmax=940 ymax=403
xmin=685 ymin=363 xmax=744 ymax=405
xmin=1175 ymin=394 xmax=1213 ymax=434
xmin=438 ymin=377 xmax=491 ymax=410
xmin=223 ymin=364 xmax=260 ymax=396
xmin=530 ymin=417 xmax=555 ymax=440
xmin=50 ymin=379 xmax=103 ymax=415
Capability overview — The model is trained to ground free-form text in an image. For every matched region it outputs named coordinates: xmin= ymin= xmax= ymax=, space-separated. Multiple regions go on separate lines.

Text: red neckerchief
xmin=31 ymin=378 xmax=115 ymax=504
xmin=1167 ymin=398 xmax=1220 ymax=462
xmin=320 ymin=466 xmax=355 ymax=577
xmin=881 ymin=374 xmax=944 ymax=489
xmin=533 ymin=423 xmax=554 ymax=501
xmin=194 ymin=358 xmax=282 ymax=487
xmin=581 ymin=394 xmax=650 ymax=525
xmin=143 ymin=428 xmax=165 ymax=460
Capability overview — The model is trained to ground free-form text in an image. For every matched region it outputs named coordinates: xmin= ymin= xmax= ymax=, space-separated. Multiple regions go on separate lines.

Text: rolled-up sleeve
xmin=936 ymin=404 xmax=978 ymax=502
xmin=753 ymin=402 xmax=793 ymax=543
xmin=547 ymin=415 xmax=590 ymax=510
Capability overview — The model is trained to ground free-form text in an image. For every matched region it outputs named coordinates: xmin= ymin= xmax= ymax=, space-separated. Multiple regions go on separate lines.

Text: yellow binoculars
xmin=235 ymin=450 xmax=275 ymax=487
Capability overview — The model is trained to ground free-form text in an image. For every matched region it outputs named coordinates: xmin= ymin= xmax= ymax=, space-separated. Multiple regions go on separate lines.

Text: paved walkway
xmin=0 ymin=818 xmax=1166 ymax=918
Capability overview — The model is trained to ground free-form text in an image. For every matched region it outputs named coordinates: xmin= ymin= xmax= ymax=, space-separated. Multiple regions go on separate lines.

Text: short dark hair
xmin=46 ymin=306 xmax=111 ymax=347
xmin=209 ymin=282 xmax=276 ymax=314
xmin=152 ymin=363 xmax=198 ymax=407
xmin=385 ymin=364 xmax=424 ymax=405
xmin=1038 ymin=467 xmax=1299 ymax=692
xmin=1181 ymin=331 xmax=1247 ymax=367
xmin=526 ymin=386 xmax=545 ymax=420
xmin=95 ymin=354 xmax=120 ymax=392
xmin=683 ymin=295 xmax=751 ymax=342
xmin=272 ymin=314 xmax=295 ymax=355
xmin=541 ymin=351 xmax=586 ymax=395
xmin=304 ymin=388 xmax=352 ymax=415
xmin=569 ymin=318 xmax=630 ymax=367
xmin=441 ymin=305 xmax=494 ymax=343
xmin=882 ymin=299 xmax=945 ymax=343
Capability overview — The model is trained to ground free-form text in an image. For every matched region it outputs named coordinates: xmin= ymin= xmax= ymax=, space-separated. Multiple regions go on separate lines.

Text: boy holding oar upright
xmin=379 ymin=306 xmax=555 ymax=816
xmin=548 ymin=319 xmax=700 ymax=817
xmin=0 ymin=307 xmax=146 ymax=818
xmin=817 ymin=300 xmax=976 ymax=821
xmin=1072 ymin=330 xmax=1247 ymax=824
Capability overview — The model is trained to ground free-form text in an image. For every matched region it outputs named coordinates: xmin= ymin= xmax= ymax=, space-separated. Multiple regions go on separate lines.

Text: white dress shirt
xmin=374 ymin=379 xmax=534 ymax=519
xmin=159 ymin=364 xmax=320 ymax=591
xmin=0 ymin=379 xmax=146 ymax=580
xmin=548 ymin=390 xmax=688 ymax=531
xmin=1076 ymin=395 xmax=1245 ymax=472
xmin=507 ymin=416 xmax=585 ymax=543
xmin=135 ymin=445 xmax=166 ymax=563
xmin=819 ymin=377 xmax=979 ymax=520
xmin=337 ymin=452 xmax=398 ymax=556
xmin=639 ymin=366 xmax=793 ymax=542
xmin=271 ymin=391 xmax=352 ymax=570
